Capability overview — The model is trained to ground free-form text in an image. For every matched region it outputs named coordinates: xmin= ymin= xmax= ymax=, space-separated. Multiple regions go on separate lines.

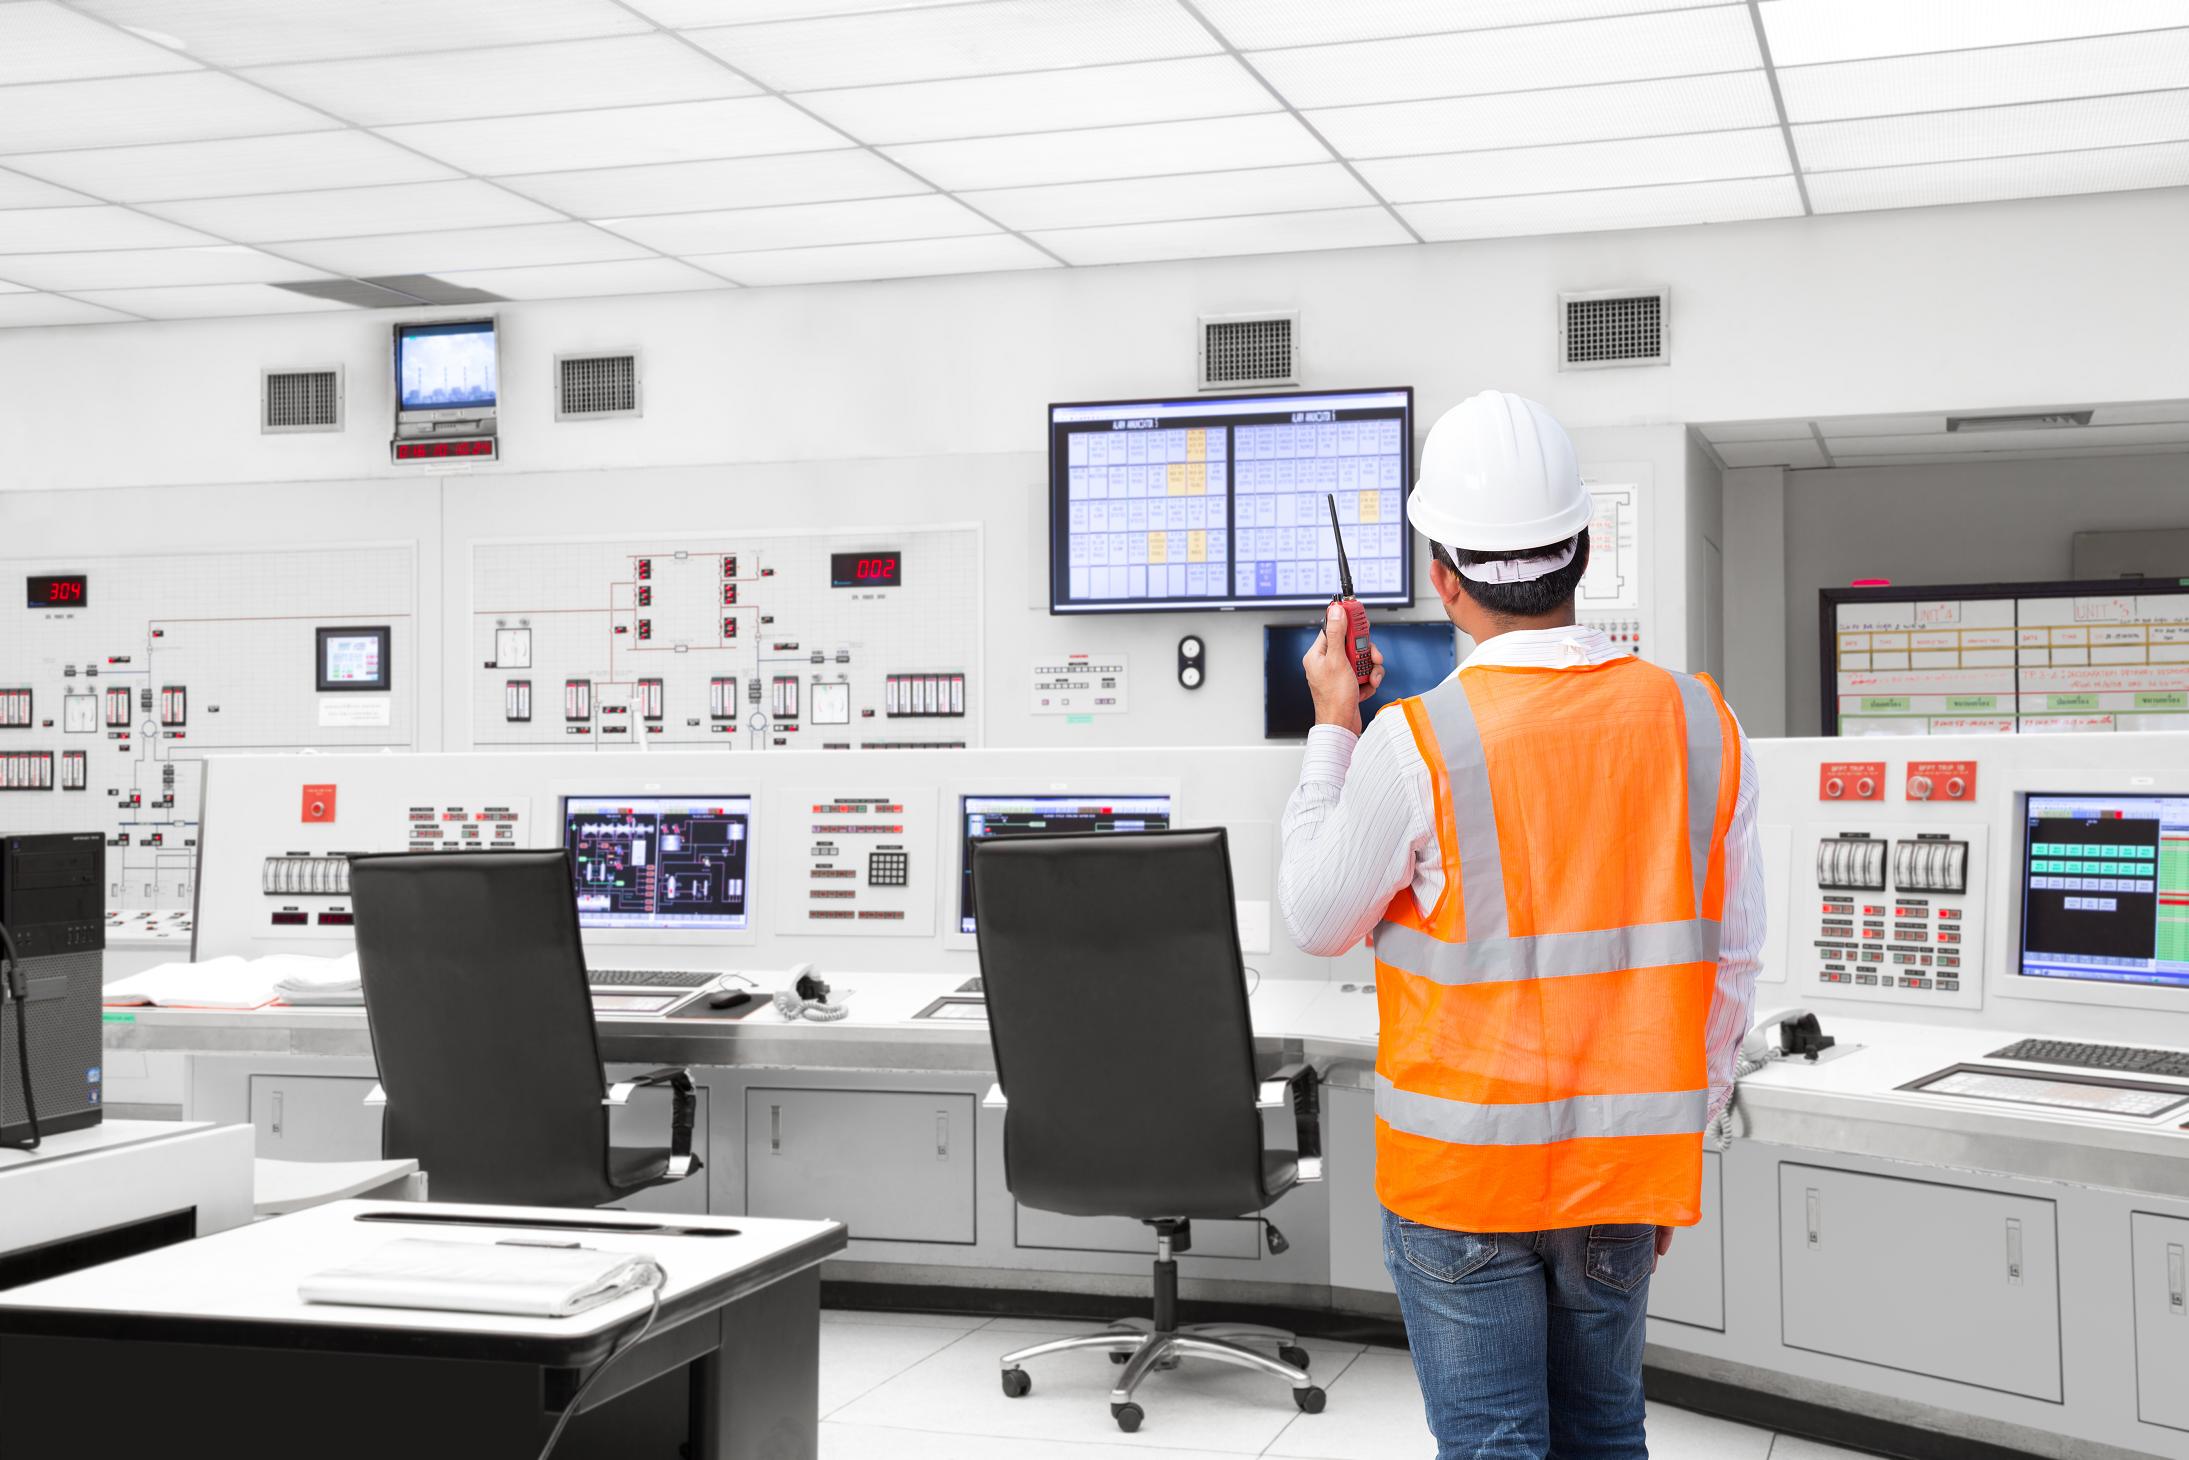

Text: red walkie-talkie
xmin=1326 ymin=493 xmax=1373 ymax=688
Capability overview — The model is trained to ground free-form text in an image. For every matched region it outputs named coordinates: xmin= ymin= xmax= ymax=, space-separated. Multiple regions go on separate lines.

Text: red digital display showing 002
xmin=27 ymin=574 xmax=87 ymax=609
xmin=830 ymin=551 xmax=903 ymax=589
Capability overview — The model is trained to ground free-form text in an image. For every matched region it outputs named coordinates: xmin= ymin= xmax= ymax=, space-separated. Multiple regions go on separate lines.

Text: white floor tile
xmin=1264 ymin=1351 xmax=1433 ymax=1460
xmin=1645 ymin=1403 xmax=1776 ymax=1460
xmin=1767 ymin=1436 xmax=1871 ymax=1460
xmin=831 ymin=1328 xmax=1351 ymax=1454
xmin=817 ymin=1319 xmax=974 ymax=1417
xmin=824 ymin=1307 xmax=988 ymax=1331
xmin=977 ymin=1315 xmax=1367 ymax=1359
xmin=820 ymin=1421 xmax=1247 ymax=1460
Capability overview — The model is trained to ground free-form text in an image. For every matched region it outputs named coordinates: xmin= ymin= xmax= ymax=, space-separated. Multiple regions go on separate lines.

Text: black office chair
xmin=972 ymin=828 xmax=1325 ymax=1434
xmin=347 ymin=850 xmax=700 ymax=1208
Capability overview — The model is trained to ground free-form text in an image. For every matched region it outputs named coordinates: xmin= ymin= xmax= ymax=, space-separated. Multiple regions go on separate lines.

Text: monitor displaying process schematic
xmin=563 ymin=795 xmax=753 ymax=932
xmin=2019 ymin=792 xmax=2189 ymax=991
xmin=1049 ymin=388 xmax=1413 ymax=613
xmin=958 ymin=794 xmax=1173 ymax=934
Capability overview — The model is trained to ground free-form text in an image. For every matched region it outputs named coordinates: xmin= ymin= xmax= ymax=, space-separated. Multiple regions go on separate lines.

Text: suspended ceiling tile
xmin=1795 ymin=90 xmax=2189 ymax=172
xmin=882 ymin=113 xmax=1328 ymax=191
xmin=0 ymin=279 xmax=28 ymax=294
xmin=1701 ymin=420 xmax=1815 ymax=443
xmin=1831 ymin=422 xmax=2189 ymax=456
xmin=243 ymin=36 xmax=760 ymax=128
xmin=277 ymin=221 xmax=654 ymax=276
xmin=0 ymin=205 xmax=221 ymax=253
xmin=1028 ymin=206 xmax=1412 ymax=267
xmin=1714 ymin=437 xmax=1827 ymax=468
xmin=1246 ymin=7 xmax=1763 ymax=110
xmin=73 ymin=0 xmax=649 ymax=68
xmin=0 ymin=72 xmax=341 ymax=155
xmin=378 ymin=97 xmax=850 ymax=175
xmin=684 ymin=0 xmax=1219 ymax=92
xmin=1777 ymin=30 xmax=2189 ymax=123
xmin=0 ymin=244 xmax=329 ymax=291
xmin=1305 ymin=71 xmax=1780 ymax=159
xmin=597 ymin=193 xmax=994 ymax=254
xmin=691 ymin=233 xmax=1059 ymax=287
xmin=1402 ymin=174 xmax=1803 ymax=240
xmin=8 ymin=131 xmax=460 ymax=205
xmin=1807 ymin=141 xmax=2189 ymax=213
xmin=1359 ymin=128 xmax=1789 ymax=203
xmin=965 ymin=163 xmax=1374 ymax=232
xmin=627 ymin=0 xmax=970 ymax=22
xmin=427 ymin=257 xmax=737 ymax=301
xmin=141 ymin=180 xmax=564 ymax=243
xmin=67 ymin=281 xmax=365 ymax=318
xmin=1194 ymin=0 xmax=1726 ymax=50
xmin=0 ymin=172 xmax=91 ymax=210
xmin=1758 ymin=0 xmax=2189 ymax=68
xmin=497 ymin=151 xmax=928 ymax=219
xmin=795 ymin=56 xmax=1275 ymax=146
xmin=0 ymin=292 xmax=140 ymax=327
xmin=0 ymin=2 xmax=201 ymax=85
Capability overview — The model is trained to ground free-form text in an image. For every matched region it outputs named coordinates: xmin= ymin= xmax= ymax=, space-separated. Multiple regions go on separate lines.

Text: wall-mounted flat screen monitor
xmin=1049 ymin=387 xmax=1413 ymax=614
xmin=563 ymin=795 xmax=753 ymax=932
xmin=958 ymin=794 xmax=1172 ymax=934
xmin=2019 ymin=792 xmax=2189 ymax=991
xmin=396 ymin=318 xmax=498 ymax=415
xmin=1262 ymin=620 xmax=1459 ymax=738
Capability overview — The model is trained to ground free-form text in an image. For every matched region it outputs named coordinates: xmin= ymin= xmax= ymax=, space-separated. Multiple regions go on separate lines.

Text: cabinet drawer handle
xmin=2005 ymin=1218 xmax=2023 ymax=1287
xmin=2169 ymin=1243 xmax=2184 ymax=1316
xmin=770 ymin=1104 xmax=782 ymax=1155
xmin=271 ymin=1090 xmax=283 ymax=1140
xmin=1805 ymin=1188 xmax=1820 ymax=1248
xmin=936 ymin=1111 xmax=949 ymax=1161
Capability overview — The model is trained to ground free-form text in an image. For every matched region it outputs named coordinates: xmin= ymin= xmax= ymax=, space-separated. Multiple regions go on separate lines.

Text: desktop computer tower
xmin=0 ymin=832 xmax=105 ymax=1145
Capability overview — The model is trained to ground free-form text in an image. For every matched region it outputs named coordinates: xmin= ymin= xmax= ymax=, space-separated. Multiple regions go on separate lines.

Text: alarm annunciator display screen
xmin=397 ymin=320 xmax=497 ymax=411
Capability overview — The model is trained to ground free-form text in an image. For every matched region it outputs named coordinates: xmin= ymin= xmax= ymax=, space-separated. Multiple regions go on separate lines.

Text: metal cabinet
xmin=745 ymin=1088 xmax=975 ymax=1244
xmin=1780 ymin=1164 xmax=2061 ymax=1402
xmin=2133 ymin=1212 xmax=2189 ymax=1434
xmin=1015 ymin=1206 xmax=1261 ymax=1259
xmin=1325 ymin=1084 xmax=1393 ymax=1294
xmin=249 ymin=1074 xmax=383 ymax=1161
xmin=607 ymin=1085 xmax=712 ymax=1216
xmin=1648 ymin=1150 xmax=1724 ymax=1330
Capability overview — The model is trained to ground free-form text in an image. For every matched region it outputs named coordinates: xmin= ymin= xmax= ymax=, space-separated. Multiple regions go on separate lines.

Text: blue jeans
xmin=1382 ymin=1209 xmax=1654 ymax=1460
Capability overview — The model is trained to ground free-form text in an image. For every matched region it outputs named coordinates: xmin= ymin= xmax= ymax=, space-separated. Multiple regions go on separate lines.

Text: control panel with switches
xmin=1803 ymin=824 xmax=1987 ymax=1008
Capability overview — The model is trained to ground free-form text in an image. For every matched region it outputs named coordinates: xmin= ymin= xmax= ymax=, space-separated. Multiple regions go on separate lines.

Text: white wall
xmin=1783 ymin=450 xmax=2189 ymax=735
xmin=1721 ymin=465 xmax=1788 ymax=735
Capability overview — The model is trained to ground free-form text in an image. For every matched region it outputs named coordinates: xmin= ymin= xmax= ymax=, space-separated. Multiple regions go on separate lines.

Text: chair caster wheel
xmin=1111 ymin=1402 xmax=1144 ymax=1433
xmin=1279 ymin=1345 xmax=1310 ymax=1370
xmin=1108 ymin=1350 xmax=1130 ymax=1364
xmin=1000 ymin=1368 xmax=1031 ymax=1399
xmin=1294 ymin=1385 xmax=1326 ymax=1414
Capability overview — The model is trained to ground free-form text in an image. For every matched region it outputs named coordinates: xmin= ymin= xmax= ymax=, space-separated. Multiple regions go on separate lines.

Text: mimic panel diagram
xmin=472 ymin=526 xmax=980 ymax=752
xmin=775 ymin=786 xmax=937 ymax=937
xmin=0 ymin=545 xmax=417 ymax=914
xmin=1576 ymin=484 xmax=1647 ymax=661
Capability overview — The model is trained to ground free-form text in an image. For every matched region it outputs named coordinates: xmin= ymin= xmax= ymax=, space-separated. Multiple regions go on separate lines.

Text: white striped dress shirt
xmin=1279 ymin=625 xmax=1765 ymax=1120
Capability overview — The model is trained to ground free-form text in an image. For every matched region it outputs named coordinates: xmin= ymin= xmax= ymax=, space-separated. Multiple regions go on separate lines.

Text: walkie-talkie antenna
xmin=1327 ymin=494 xmax=1354 ymax=598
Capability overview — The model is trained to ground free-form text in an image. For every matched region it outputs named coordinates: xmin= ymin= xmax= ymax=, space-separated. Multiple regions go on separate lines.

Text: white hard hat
xmin=1408 ymin=390 xmax=1591 ymax=555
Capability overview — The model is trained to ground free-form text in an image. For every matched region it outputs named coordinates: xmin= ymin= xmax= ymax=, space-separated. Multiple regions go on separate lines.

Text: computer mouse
xmin=709 ymin=989 xmax=757 ymax=1011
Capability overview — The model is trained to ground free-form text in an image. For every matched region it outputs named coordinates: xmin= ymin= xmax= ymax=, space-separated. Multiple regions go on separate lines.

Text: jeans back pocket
xmin=1394 ymin=1218 xmax=1500 ymax=1285
xmin=1584 ymin=1223 xmax=1655 ymax=1294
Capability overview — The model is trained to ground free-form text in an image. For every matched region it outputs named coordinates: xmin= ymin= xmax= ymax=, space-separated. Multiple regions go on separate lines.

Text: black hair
xmin=1431 ymin=531 xmax=1591 ymax=620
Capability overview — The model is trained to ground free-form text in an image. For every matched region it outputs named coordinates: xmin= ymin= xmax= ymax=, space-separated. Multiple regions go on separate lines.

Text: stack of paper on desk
xmin=103 ymin=953 xmax=364 ymax=1009
xmin=299 ymin=1238 xmax=662 ymax=1318
xmin=269 ymin=951 xmax=363 ymax=1006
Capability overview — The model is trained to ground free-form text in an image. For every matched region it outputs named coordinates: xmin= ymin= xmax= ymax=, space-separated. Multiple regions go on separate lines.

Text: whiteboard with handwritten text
xmin=1827 ymin=584 xmax=2189 ymax=736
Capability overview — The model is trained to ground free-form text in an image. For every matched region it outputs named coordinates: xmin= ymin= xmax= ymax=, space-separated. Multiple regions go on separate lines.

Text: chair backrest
xmin=972 ymin=828 xmax=1266 ymax=1220
xmin=348 ymin=850 xmax=615 ymax=1207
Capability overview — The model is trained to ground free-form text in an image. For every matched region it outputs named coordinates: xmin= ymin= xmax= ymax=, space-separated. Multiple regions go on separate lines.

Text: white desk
xmin=0 ymin=1119 xmax=253 ymax=1281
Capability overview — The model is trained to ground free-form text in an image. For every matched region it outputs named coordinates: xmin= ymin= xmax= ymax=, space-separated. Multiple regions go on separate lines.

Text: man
xmin=1279 ymin=390 xmax=1763 ymax=1460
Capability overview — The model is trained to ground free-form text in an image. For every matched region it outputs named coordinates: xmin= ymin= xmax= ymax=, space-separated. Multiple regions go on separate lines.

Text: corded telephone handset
xmin=1739 ymin=1007 xmax=1837 ymax=1066
xmin=773 ymin=962 xmax=849 ymax=1022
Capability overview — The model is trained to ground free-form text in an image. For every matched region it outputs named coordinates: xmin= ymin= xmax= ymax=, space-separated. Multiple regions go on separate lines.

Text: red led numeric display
xmin=829 ymin=550 xmax=902 ymax=588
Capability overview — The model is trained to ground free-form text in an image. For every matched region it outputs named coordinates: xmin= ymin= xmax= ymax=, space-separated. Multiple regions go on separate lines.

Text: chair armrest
xmin=604 ymin=1067 xmax=699 ymax=1181
xmin=1256 ymin=1062 xmax=1323 ymax=1183
xmin=362 ymin=1084 xmax=386 ymax=1106
xmin=982 ymin=1083 xmax=1008 ymax=1110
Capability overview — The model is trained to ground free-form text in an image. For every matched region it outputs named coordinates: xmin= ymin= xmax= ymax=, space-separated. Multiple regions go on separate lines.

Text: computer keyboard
xmin=588 ymin=968 xmax=723 ymax=990
xmin=1988 ymin=1038 xmax=2189 ymax=1079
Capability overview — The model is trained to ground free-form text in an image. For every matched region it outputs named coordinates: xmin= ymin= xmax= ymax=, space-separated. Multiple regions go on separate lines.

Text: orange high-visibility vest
xmin=1372 ymin=656 xmax=1740 ymax=1233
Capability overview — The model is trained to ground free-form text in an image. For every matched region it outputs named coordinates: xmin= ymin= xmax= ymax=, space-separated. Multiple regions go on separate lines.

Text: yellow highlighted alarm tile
xmin=1360 ymin=491 xmax=1380 ymax=523
xmin=1187 ymin=429 xmax=1206 ymax=462
xmin=1148 ymin=531 xmax=1168 ymax=564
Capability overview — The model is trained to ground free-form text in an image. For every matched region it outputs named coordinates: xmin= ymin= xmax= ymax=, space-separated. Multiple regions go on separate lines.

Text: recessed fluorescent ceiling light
xmin=1806 ymin=141 xmax=2189 ymax=213
xmin=277 ymin=222 xmax=654 ymax=277
xmin=0 ymin=294 xmax=137 ymax=328
xmin=1403 ymin=174 xmax=1802 ymax=240
xmin=1946 ymin=410 xmax=2095 ymax=432
xmin=1359 ymin=128 xmax=1789 ymax=203
xmin=1030 ymin=207 xmax=1411 ymax=267
xmin=596 ymin=194 xmax=994 ymax=255
xmin=1777 ymin=29 xmax=2189 ymax=123
xmin=1306 ymin=71 xmax=1780 ymax=158
xmin=796 ymin=56 xmax=1276 ymax=147
xmin=1759 ymin=0 xmax=2189 ymax=67
xmin=140 ymin=181 xmax=564 ymax=244
xmin=1196 ymin=0 xmax=1728 ymax=50
xmin=691 ymin=233 xmax=1056 ymax=288
xmin=75 ymin=0 xmax=652 ymax=68
xmin=1795 ymin=90 xmax=2189 ymax=171
xmin=68 ymin=282 xmax=363 ymax=318
xmin=883 ymin=113 xmax=1327 ymax=192
xmin=496 ymin=151 xmax=929 ymax=219
xmin=1246 ymin=7 xmax=1764 ymax=110
xmin=686 ymin=0 xmax=1219 ymax=92
xmin=0 ymin=205 xmax=220 ymax=253
xmin=8 ymin=132 xmax=460 ymax=205
xmin=629 ymin=0 xmax=970 ymax=22
xmin=245 ymin=36 xmax=760 ymax=127
xmin=0 ymin=72 xmax=339 ymax=154
xmin=964 ymin=163 xmax=1372 ymax=232
xmin=0 ymin=2 xmax=200 ymax=85
xmin=0 ymin=244 xmax=326 ymax=292
xmin=428 ymin=257 xmax=734 ymax=301
xmin=378 ymin=97 xmax=850 ymax=175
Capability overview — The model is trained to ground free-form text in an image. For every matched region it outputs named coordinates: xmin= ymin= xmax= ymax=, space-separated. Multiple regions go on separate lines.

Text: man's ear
xmin=1427 ymin=555 xmax=1464 ymax=610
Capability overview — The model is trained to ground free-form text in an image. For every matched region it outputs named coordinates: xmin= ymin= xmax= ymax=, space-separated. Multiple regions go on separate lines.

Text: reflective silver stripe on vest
xmin=1374 ymin=916 xmax=1721 ymax=986
xmin=1412 ymin=675 xmax=1506 ymax=939
xmin=1375 ymin=1075 xmax=1707 ymax=1147
xmin=1671 ymin=671 xmax=1726 ymax=918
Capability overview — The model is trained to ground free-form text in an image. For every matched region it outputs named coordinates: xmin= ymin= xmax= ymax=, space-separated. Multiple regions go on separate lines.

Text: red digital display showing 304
xmin=27 ymin=574 xmax=87 ymax=608
xmin=830 ymin=551 xmax=903 ymax=589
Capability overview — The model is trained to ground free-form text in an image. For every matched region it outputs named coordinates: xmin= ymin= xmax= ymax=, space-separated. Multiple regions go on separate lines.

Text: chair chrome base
xmin=998 ymin=1321 xmax=1324 ymax=1433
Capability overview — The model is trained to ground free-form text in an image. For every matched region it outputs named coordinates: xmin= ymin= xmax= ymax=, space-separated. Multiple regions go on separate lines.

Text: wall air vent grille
xmin=1560 ymin=289 xmax=1668 ymax=369
xmin=261 ymin=367 xmax=342 ymax=433
xmin=556 ymin=352 xmax=641 ymax=420
xmin=1198 ymin=312 xmax=1297 ymax=391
